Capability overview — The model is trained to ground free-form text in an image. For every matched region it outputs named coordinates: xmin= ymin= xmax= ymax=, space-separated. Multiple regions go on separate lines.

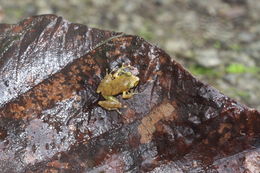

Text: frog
xmin=96 ymin=64 xmax=140 ymax=112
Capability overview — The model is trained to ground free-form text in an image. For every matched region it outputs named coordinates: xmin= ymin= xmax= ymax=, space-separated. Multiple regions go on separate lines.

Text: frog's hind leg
xmin=98 ymin=96 xmax=122 ymax=113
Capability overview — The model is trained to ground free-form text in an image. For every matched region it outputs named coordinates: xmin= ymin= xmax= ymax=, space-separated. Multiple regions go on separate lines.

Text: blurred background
xmin=0 ymin=0 xmax=259 ymax=110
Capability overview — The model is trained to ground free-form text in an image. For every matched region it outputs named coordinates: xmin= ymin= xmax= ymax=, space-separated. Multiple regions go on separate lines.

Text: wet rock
xmin=0 ymin=127 xmax=7 ymax=140
xmin=213 ymin=148 xmax=260 ymax=172
xmin=0 ymin=14 xmax=120 ymax=107
xmin=0 ymin=15 xmax=259 ymax=173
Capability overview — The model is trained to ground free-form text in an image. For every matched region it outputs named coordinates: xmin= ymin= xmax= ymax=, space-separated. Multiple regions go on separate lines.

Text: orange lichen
xmin=219 ymin=132 xmax=232 ymax=144
xmin=138 ymin=102 xmax=176 ymax=144
xmin=218 ymin=123 xmax=232 ymax=134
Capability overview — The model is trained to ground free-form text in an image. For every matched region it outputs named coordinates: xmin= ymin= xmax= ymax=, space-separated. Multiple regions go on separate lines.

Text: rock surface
xmin=0 ymin=15 xmax=259 ymax=173
xmin=0 ymin=0 xmax=260 ymax=110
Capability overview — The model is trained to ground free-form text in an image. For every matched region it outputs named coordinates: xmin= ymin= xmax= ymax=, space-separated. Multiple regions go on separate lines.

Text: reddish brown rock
xmin=0 ymin=15 xmax=259 ymax=173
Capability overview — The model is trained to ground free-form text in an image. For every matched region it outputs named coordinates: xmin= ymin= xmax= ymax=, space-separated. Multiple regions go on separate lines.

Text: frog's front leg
xmin=122 ymin=90 xmax=136 ymax=99
xmin=98 ymin=96 xmax=122 ymax=111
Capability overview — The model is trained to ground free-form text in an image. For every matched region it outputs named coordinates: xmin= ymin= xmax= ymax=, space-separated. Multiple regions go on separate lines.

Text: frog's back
xmin=100 ymin=76 xmax=130 ymax=96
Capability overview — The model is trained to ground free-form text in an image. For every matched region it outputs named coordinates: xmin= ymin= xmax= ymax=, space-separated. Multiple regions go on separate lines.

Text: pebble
xmin=238 ymin=32 xmax=254 ymax=43
xmin=195 ymin=49 xmax=221 ymax=67
xmin=165 ymin=39 xmax=190 ymax=54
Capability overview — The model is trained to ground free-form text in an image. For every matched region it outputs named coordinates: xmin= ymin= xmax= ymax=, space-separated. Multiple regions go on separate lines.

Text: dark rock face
xmin=0 ymin=15 xmax=120 ymax=107
xmin=0 ymin=15 xmax=259 ymax=173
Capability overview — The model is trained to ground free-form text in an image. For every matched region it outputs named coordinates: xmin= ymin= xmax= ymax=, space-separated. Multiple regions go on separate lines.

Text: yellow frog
xmin=96 ymin=64 xmax=139 ymax=111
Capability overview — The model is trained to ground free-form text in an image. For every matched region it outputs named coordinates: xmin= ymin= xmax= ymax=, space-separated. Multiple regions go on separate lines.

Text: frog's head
xmin=128 ymin=75 xmax=140 ymax=89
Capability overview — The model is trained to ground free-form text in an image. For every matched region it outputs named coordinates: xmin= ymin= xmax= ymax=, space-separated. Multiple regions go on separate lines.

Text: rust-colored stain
xmin=218 ymin=123 xmax=232 ymax=134
xmin=138 ymin=102 xmax=176 ymax=144
xmin=12 ymin=26 xmax=23 ymax=33
xmin=122 ymin=108 xmax=136 ymax=124
xmin=44 ymin=169 xmax=58 ymax=173
xmin=47 ymin=160 xmax=69 ymax=169
xmin=219 ymin=132 xmax=232 ymax=144
xmin=216 ymin=122 xmax=233 ymax=144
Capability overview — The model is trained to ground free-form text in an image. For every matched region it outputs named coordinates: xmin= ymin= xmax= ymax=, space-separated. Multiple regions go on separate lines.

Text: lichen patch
xmin=138 ymin=102 xmax=176 ymax=144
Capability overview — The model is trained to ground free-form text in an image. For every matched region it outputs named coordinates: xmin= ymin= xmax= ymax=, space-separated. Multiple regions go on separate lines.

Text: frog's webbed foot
xmin=122 ymin=90 xmax=137 ymax=99
xmin=115 ymin=109 xmax=122 ymax=114
xmin=98 ymin=103 xmax=122 ymax=114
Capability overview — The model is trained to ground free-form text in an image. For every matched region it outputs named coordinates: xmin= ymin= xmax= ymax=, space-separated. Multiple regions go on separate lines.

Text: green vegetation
xmin=226 ymin=63 xmax=246 ymax=74
xmin=226 ymin=63 xmax=260 ymax=74
xmin=189 ymin=63 xmax=259 ymax=78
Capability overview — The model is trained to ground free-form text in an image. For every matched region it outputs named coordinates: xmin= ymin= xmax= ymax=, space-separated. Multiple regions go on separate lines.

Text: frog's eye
xmin=125 ymin=72 xmax=132 ymax=76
